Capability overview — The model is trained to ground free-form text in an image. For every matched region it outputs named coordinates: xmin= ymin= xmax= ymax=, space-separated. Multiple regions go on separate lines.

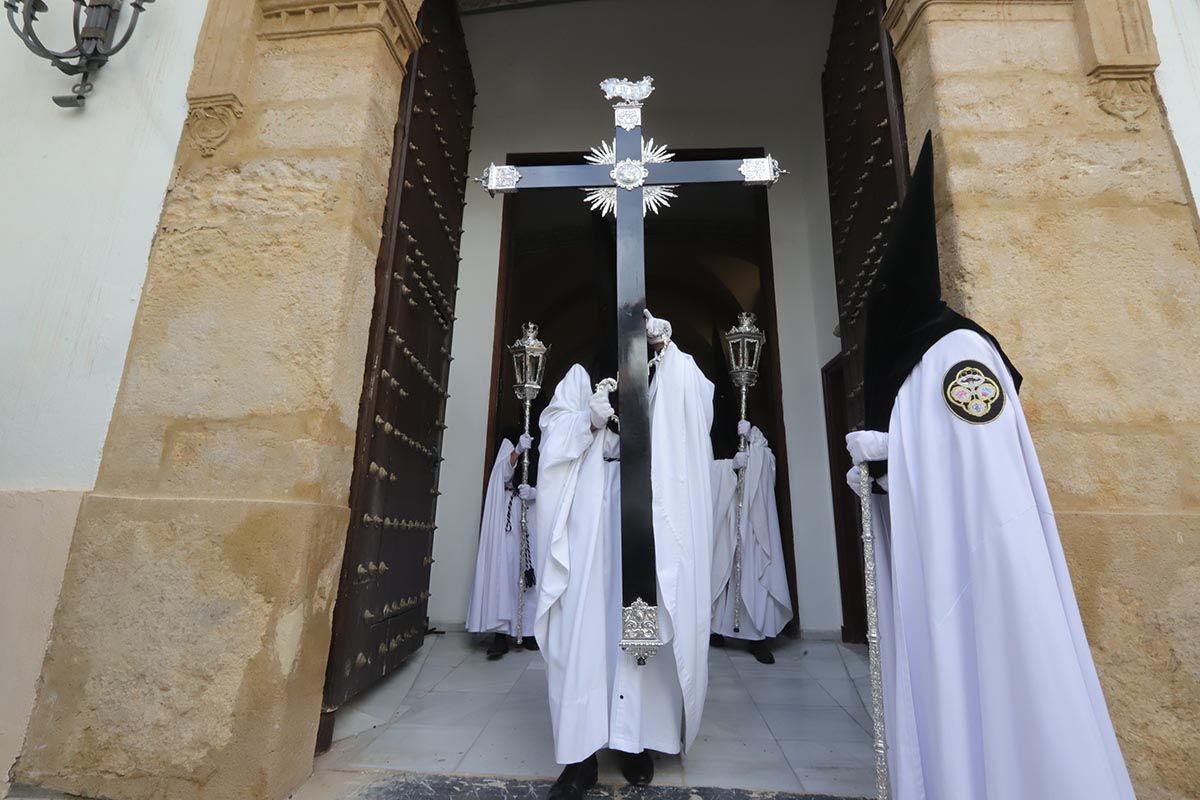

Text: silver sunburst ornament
xmin=583 ymin=138 xmax=678 ymax=217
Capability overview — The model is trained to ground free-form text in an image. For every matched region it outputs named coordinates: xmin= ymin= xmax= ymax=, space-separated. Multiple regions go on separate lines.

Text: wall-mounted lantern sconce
xmin=5 ymin=0 xmax=154 ymax=108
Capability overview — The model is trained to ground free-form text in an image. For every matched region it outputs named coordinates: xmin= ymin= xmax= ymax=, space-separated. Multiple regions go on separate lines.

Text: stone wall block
xmin=941 ymin=128 xmax=1190 ymax=205
xmin=925 ymin=16 xmax=1081 ymax=75
xmin=1058 ymin=511 xmax=1200 ymax=800
xmin=15 ymin=495 xmax=348 ymax=800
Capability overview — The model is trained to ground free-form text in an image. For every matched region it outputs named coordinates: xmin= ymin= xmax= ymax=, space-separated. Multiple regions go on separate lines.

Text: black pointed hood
xmin=863 ymin=132 xmax=1022 ymax=432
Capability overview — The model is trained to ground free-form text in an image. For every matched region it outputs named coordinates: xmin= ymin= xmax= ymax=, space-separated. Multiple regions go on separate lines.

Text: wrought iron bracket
xmin=5 ymin=0 xmax=155 ymax=107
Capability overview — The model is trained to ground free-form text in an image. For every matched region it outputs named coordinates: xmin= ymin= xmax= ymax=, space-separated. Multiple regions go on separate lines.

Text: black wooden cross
xmin=477 ymin=76 xmax=784 ymax=664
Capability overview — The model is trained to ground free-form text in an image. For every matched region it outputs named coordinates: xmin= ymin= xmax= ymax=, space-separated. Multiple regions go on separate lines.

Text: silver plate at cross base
xmin=619 ymin=597 xmax=663 ymax=665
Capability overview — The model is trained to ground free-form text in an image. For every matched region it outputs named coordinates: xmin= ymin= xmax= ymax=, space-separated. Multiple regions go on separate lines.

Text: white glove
xmin=643 ymin=308 xmax=672 ymax=344
xmin=846 ymin=465 xmax=889 ymax=497
xmin=846 ymin=465 xmax=868 ymax=498
xmin=732 ymin=451 xmax=749 ymax=471
xmin=515 ymin=433 xmax=533 ymax=454
xmin=518 ymin=484 xmax=537 ymax=502
xmin=588 ymin=387 xmax=614 ymax=430
xmin=737 ymin=419 xmax=751 ymax=438
xmin=846 ymin=430 xmax=889 ymax=465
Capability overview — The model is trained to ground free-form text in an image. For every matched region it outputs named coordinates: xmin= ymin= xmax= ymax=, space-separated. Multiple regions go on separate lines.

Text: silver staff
xmin=858 ymin=461 xmax=890 ymax=799
xmin=721 ymin=313 xmax=766 ymax=635
xmin=508 ymin=322 xmax=549 ymax=646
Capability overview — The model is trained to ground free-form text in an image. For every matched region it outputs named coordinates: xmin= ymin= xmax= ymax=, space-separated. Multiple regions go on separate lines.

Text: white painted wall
xmin=0 ymin=3 xmax=209 ymax=786
xmin=1149 ymin=0 xmax=1200 ymax=201
xmin=0 ymin=2 xmax=210 ymax=491
xmin=432 ymin=0 xmax=845 ymax=635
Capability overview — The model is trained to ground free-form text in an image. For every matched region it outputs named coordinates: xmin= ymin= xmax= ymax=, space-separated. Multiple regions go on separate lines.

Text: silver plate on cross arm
xmin=739 ymin=155 xmax=787 ymax=186
xmin=476 ymin=163 xmax=523 ymax=195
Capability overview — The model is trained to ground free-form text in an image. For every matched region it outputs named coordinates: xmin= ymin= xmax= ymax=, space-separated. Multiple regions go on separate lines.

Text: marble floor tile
xmin=816 ymin=678 xmax=868 ymax=712
xmin=455 ymin=717 xmax=560 ymax=779
xmin=425 ymin=632 xmax=487 ymax=667
xmin=344 ymin=723 xmax=481 ymax=773
xmin=434 ymin=658 xmax=529 ymax=694
xmin=287 ymin=768 xmax=379 ymax=800
xmin=406 ymin=660 xmax=457 ymax=698
xmin=696 ymin=700 xmax=774 ymax=741
xmin=759 ymin=705 xmax=872 ymax=744
xmin=487 ymin=691 xmax=551 ymax=729
xmin=330 ymin=707 xmax=392 ymax=744
xmin=746 ymin=675 xmax=839 ymax=707
xmin=393 ymin=690 xmax=506 ymax=731
xmin=704 ymin=669 xmax=753 ymax=704
xmin=508 ymin=667 xmax=549 ymax=698
xmin=290 ymin=636 xmax=878 ymax=799
xmin=777 ymin=739 xmax=875 ymax=771
xmin=681 ymin=736 xmax=803 ymax=793
xmin=795 ymin=766 xmax=878 ymax=797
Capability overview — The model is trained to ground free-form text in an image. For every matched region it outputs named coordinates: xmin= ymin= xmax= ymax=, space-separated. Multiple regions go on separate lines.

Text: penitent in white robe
xmin=465 ymin=439 xmax=536 ymax=638
xmin=535 ymin=343 xmax=714 ymax=765
xmin=873 ymin=329 xmax=1135 ymax=800
xmin=710 ymin=426 xmax=793 ymax=640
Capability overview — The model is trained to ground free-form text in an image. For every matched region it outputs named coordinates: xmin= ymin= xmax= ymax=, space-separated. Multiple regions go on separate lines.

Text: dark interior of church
xmin=485 ymin=147 xmax=800 ymax=631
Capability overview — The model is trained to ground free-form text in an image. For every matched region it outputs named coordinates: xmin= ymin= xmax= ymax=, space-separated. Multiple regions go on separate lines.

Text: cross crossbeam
xmin=476 ymin=75 xmax=785 ymax=665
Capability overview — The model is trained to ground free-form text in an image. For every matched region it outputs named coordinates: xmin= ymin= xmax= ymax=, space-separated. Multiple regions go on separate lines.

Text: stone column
xmin=884 ymin=0 xmax=1199 ymax=797
xmin=14 ymin=3 xmax=423 ymax=800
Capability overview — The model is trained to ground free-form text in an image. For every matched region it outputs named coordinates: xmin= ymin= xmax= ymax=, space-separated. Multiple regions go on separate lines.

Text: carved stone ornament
xmin=1094 ymin=77 xmax=1155 ymax=131
xmin=739 ymin=155 xmax=787 ymax=186
xmin=186 ymin=93 xmax=245 ymax=157
xmin=614 ymin=104 xmax=642 ymax=132
xmin=611 ymin=158 xmax=649 ymax=191
xmin=476 ymin=163 xmax=522 ymax=195
xmin=620 ymin=597 xmax=664 ymax=665
xmin=600 ymin=75 xmax=655 ymax=105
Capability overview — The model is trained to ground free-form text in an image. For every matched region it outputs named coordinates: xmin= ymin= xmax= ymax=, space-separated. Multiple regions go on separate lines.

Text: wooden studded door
xmin=821 ymin=0 xmax=909 ymax=642
xmin=320 ymin=0 xmax=475 ymax=739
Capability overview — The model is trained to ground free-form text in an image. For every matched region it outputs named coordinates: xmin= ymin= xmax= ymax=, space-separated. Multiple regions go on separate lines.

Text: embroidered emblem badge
xmin=943 ymin=360 xmax=1005 ymax=424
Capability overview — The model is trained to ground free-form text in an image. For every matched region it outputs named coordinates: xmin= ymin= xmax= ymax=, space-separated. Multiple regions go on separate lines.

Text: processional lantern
xmin=723 ymin=312 xmax=765 ymax=394
xmin=509 ymin=321 xmax=548 ymax=403
xmin=508 ymin=322 xmax=548 ymax=644
xmin=722 ymin=312 xmax=766 ymax=635
xmin=5 ymin=0 xmax=155 ymax=108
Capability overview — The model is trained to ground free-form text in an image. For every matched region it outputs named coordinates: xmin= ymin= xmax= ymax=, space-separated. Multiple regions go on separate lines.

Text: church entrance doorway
xmin=315 ymin=0 xmax=903 ymax=797
xmin=483 ymin=147 xmax=802 ymax=633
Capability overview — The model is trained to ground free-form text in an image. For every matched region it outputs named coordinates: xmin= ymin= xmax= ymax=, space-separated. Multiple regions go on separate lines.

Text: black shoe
xmin=486 ymin=633 xmax=510 ymax=660
xmin=618 ymin=749 xmax=654 ymax=786
xmin=523 ymin=636 xmax=540 ymax=651
xmin=748 ymin=639 xmax=775 ymax=664
xmin=709 ymin=633 xmax=726 ymax=648
xmin=547 ymin=754 xmax=598 ymax=800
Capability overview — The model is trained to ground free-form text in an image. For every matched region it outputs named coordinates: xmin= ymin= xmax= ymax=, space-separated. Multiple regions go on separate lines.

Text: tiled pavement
xmin=299 ymin=631 xmax=877 ymax=799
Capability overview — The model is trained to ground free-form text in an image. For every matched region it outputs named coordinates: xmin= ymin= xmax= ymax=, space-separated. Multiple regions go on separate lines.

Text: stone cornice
xmin=258 ymin=1 xmax=424 ymax=70
xmin=883 ymin=0 xmax=1073 ymax=53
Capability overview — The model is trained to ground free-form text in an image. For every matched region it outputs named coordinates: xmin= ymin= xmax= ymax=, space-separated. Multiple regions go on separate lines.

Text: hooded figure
xmin=709 ymin=422 xmax=792 ymax=663
xmin=846 ymin=133 xmax=1135 ymax=800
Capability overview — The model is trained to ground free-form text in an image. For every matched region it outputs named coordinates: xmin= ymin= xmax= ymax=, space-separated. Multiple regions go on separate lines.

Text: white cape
xmin=535 ymin=343 xmax=714 ymax=764
xmin=710 ymin=426 xmax=793 ymax=640
xmin=875 ymin=329 xmax=1134 ymax=800
xmin=465 ymin=439 xmax=536 ymax=637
